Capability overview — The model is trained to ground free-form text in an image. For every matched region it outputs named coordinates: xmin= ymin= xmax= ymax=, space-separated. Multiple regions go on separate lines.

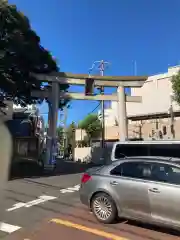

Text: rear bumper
xmin=79 ymin=189 xmax=89 ymax=207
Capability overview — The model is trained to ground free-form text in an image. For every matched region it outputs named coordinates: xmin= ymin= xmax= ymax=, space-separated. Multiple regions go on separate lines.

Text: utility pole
xmin=45 ymin=82 xmax=59 ymax=169
xmin=63 ymin=106 xmax=68 ymax=154
xmin=89 ymin=60 xmax=110 ymax=152
xmin=169 ymin=93 xmax=175 ymax=139
xmin=99 ymin=61 xmax=105 ymax=149
xmin=59 ymin=105 xmax=68 ymax=156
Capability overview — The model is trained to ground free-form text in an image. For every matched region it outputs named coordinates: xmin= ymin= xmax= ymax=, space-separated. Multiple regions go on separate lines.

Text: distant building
xmin=0 ymin=103 xmax=37 ymax=121
xmin=98 ymin=108 xmax=117 ymax=127
xmin=4 ymin=102 xmax=45 ymax=138
xmin=99 ymin=65 xmax=180 ymax=140
xmin=75 ymin=129 xmax=87 ymax=142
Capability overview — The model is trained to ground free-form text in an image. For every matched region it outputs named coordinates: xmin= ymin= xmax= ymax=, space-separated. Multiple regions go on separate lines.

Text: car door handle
xmin=110 ymin=181 xmax=119 ymax=186
xmin=148 ymin=188 xmax=160 ymax=193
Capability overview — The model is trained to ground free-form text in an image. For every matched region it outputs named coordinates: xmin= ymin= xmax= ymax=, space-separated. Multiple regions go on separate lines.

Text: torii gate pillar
xmin=117 ymin=86 xmax=128 ymax=141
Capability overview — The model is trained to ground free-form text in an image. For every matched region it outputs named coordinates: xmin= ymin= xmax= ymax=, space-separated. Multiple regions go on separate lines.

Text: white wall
xmin=127 ymin=66 xmax=180 ymax=117
xmin=109 ymin=66 xmax=180 ymax=124
xmin=74 ymin=147 xmax=91 ymax=162
xmin=75 ymin=129 xmax=87 ymax=141
xmin=98 ymin=108 xmax=117 ymax=127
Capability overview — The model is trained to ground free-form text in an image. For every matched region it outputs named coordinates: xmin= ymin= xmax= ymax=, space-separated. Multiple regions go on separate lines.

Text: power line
xmin=87 ymin=102 xmax=101 ymax=115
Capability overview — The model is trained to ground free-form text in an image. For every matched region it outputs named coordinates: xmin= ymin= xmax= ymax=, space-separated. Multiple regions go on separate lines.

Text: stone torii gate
xmin=32 ymin=72 xmax=147 ymax=168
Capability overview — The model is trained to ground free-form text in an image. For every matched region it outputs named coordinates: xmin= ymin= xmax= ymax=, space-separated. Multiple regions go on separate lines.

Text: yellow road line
xmin=51 ymin=218 xmax=129 ymax=240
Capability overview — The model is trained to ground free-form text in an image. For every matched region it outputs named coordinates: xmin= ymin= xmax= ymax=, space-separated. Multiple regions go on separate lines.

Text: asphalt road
xmin=0 ymin=161 xmax=180 ymax=240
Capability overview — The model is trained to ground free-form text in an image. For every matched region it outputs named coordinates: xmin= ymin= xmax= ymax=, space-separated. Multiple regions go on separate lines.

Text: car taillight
xmin=81 ymin=173 xmax=92 ymax=183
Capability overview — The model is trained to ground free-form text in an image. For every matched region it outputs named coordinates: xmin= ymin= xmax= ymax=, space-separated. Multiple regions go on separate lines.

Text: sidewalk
xmin=6 ymin=221 xmax=106 ymax=240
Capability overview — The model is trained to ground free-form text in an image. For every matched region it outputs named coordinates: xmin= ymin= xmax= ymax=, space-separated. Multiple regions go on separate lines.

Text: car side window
xmin=110 ymin=165 xmax=122 ymax=176
xmin=151 ymin=163 xmax=180 ymax=185
xmin=111 ymin=161 xmax=152 ymax=180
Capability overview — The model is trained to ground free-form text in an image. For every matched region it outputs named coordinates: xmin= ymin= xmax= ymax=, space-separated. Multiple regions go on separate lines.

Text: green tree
xmin=172 ymin=70 xmax=180 ymax=104
xmin=0 ymin=2 xmax=69 ymax=107
xmin=78 ymin=114 xmax=102 ymax=140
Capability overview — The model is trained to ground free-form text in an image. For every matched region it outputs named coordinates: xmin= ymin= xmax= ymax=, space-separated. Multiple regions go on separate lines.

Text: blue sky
xmin=9 ymin=0 xmax=180 ymax=125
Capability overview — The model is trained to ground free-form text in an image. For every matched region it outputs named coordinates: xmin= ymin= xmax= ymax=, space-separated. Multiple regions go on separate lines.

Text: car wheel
xmin=91 ymin=192 xmax=117 ymax=224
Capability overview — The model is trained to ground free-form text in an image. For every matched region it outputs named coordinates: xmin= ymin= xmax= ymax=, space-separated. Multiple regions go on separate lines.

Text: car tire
xmin=91 ymin=192 xmax=117 ymax=224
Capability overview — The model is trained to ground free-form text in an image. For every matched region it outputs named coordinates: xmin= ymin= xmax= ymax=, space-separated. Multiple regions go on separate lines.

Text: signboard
xmin=13 ymin=104 xmax=36 ymax=110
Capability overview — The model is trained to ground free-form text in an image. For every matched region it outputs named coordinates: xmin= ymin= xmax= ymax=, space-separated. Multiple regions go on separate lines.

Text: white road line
xmin=6 ymin=195 xmax=57 ymax=212
xmin=60 ymin=184 xmax=80 ymax=193
xmin=0 ymin=222 xmax=21 ymax=233
xmin=60 ymin=189 xmax=74 ymax=193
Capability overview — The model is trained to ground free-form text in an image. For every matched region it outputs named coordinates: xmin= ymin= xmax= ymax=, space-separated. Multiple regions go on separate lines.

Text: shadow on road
xmin=116 ymin=218 xmax=180 ymax=238
xmin=9 ymin=160 xmax=96 ymax=181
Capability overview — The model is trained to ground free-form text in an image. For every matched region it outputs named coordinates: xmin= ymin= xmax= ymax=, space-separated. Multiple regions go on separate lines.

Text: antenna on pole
xmin=134 ymin=60 xmax=137 ymax=76
xmin=89 ymin=60 xmax=110 ymax=77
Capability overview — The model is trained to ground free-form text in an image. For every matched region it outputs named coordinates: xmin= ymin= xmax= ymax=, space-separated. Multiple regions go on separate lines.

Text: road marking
xmin=0 ymin=222 xmax=21 ymax=233
xmin=51 ymin=218 xmax=128 ymax=240
xmin=6 ymin=195 xmax=57 ymax=212
xmin=60 ymin=184 xmax=80 ymax=193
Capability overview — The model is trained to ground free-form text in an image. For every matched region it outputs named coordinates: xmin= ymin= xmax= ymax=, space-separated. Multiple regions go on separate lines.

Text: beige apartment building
xmin=105 ymin=65 xmax=180 ymax=140
xmin=75 ymin=65 xmax=180 ymax=143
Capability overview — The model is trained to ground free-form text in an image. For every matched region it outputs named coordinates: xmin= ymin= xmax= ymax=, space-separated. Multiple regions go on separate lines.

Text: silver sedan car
xmin=79 ymin=156 xmax=180 ymax=229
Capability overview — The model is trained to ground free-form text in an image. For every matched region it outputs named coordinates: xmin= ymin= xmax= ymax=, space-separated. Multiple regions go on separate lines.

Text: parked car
xmin=79 ymin=156 xmax=180 ymax=230
xmin=111 ymin=140 xmax=180 ymax=161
